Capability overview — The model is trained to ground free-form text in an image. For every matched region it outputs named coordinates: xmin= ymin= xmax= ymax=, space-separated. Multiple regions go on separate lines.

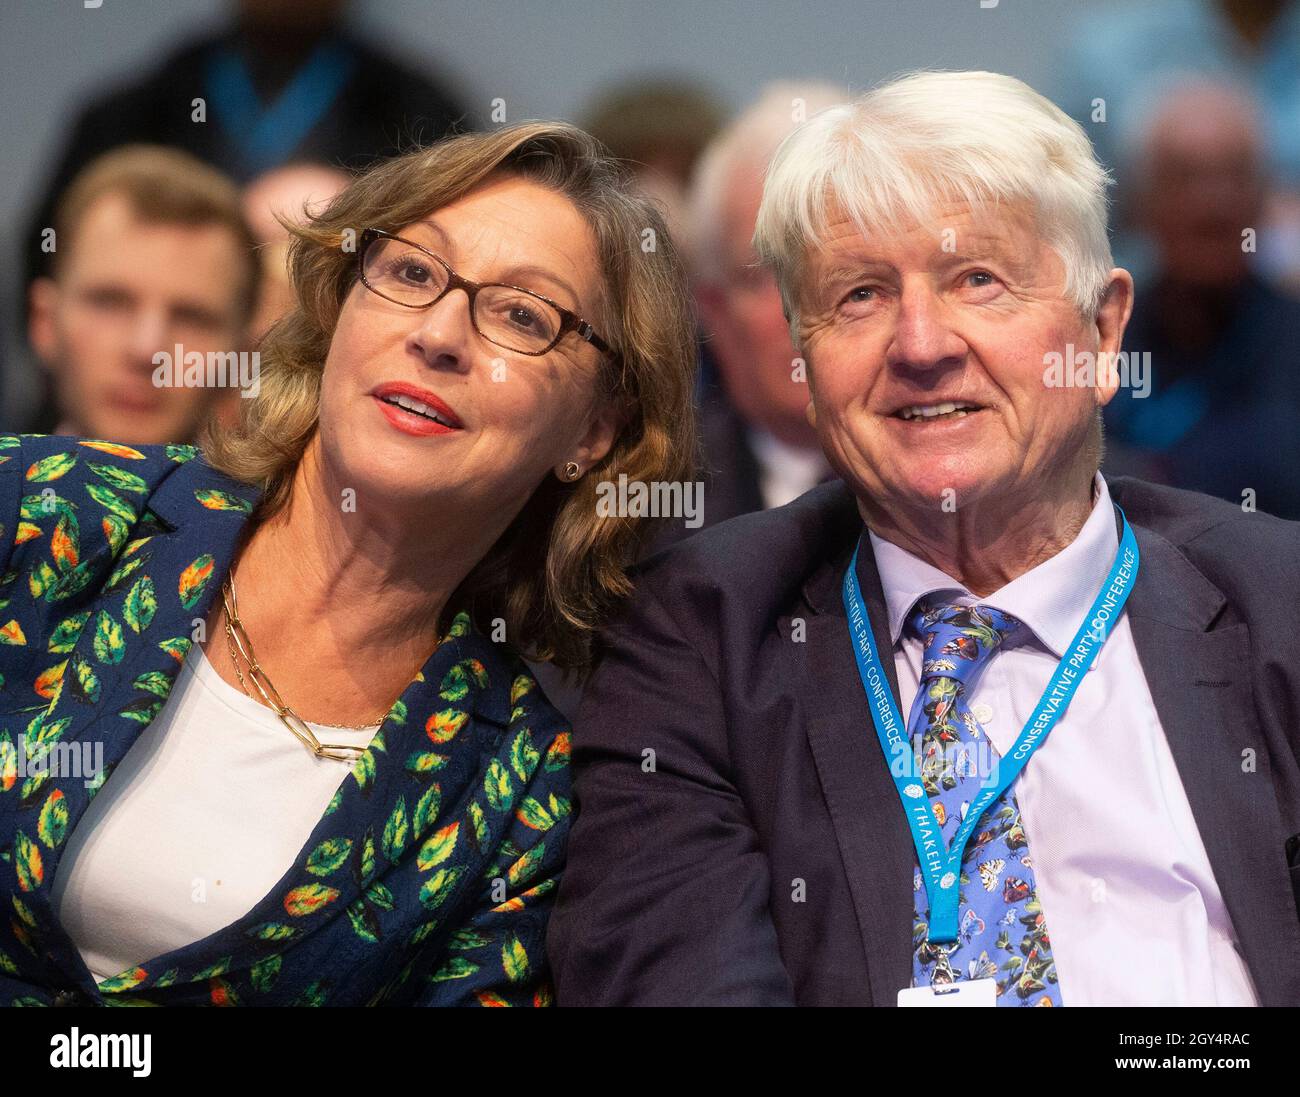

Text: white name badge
xmin=898 ymin=978 xmax=998 ymax=1007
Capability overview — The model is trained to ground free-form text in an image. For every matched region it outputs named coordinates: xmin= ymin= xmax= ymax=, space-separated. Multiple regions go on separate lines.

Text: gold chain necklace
xmin=220 ymin=565 xmax=389 ymax=763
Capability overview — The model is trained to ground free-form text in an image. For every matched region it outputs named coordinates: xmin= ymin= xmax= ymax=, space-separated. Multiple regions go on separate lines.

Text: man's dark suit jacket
xmin=547 ymin=475 xmax=1300 ymax=1005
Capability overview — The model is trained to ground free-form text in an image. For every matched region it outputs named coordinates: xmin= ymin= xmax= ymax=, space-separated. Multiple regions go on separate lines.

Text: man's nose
xmin=126 ymin=305 xmax=170 ymax=370
xmin=885 ymin=281 xmax=967 ymax=372
xmin=407 ymin=287 xmax=475 ymax=370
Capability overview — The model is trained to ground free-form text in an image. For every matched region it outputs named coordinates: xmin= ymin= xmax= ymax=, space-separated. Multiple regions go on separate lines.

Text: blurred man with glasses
xmin=682 ymin=83 xmax=844 ymax=529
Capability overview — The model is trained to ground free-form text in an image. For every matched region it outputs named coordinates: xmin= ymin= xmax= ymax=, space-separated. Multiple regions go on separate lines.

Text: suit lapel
xmin=1123 ymin=520 xmax=1300 ymax=1005
xmin=799 ymin=536 xmax=914 ymax=1005
xmin=23 ymin=453 xmax=263 ymax=988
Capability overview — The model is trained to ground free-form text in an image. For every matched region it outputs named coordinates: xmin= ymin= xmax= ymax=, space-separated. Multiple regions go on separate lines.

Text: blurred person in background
xmin=216 ymin=161 xmax=351 ymax=436
xmin=582 ymin=77 xmax=726 ymax=265
xmin=243 ymin=161 xmax=352 ymax=341
xmin=582 ymin=73 xmax=728 ymax=415
xmin=1103 ymin=79 xmax=1300 ymax=519
xmin=27 ymin=145 xmax=261 ymax=447
xmin=683 ymin=82 xmax=843 ymax=529
xmin=1058 ymin=0 xmax=1300 ymax=285
xmin=22 ymin=0 xmax=466 ymax=293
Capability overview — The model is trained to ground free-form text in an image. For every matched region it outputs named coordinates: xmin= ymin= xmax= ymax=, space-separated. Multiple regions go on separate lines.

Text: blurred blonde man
xmin=28 ymin=146 xmax=260 ymax=446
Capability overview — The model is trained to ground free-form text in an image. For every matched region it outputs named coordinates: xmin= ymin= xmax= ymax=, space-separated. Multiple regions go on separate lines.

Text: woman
xmin=0 ymin=122 xmax=697 ymax=1006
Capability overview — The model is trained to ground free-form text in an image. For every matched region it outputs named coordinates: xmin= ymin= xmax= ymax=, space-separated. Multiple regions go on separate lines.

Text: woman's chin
xmin=322 ymin=446 xmax=460 ymax=510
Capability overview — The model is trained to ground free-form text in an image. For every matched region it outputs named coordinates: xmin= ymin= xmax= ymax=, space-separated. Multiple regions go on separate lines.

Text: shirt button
xmin=971 ymin=702 xmax=995 ymax=724
xmin=52 ymin=989 xmax=83 ymax=1006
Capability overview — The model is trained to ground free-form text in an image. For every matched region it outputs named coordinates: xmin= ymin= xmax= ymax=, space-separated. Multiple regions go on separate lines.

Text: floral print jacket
xmin=0 ymin=433 xmax=572 ymax=1006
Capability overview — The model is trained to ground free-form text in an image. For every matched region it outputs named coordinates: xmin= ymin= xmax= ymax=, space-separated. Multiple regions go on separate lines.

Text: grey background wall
xmin=0 ymin=0 xmax=1111 ymax=421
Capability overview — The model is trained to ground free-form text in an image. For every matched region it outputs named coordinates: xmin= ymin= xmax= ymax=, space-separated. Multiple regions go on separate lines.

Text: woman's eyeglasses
xmin=357 ymin=227 xmax=615 ymax=359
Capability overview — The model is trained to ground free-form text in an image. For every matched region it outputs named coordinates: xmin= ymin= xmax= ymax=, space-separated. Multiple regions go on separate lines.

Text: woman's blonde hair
xmin=204 ymin=121 xmax=698 ymax=672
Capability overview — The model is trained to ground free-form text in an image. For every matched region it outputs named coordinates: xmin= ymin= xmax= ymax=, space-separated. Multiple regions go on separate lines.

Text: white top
xmin=867 ymin=472 xmax=1260 ymax=1006
xmin=746 ymin=426 xmax=831 ymax=510
xmin=48 ymin=642 xmax=382 ymax=984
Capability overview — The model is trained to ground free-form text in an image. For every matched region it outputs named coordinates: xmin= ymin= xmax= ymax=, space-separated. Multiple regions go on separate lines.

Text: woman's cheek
xmin=481 ymin=399 xmax=539 ymax=453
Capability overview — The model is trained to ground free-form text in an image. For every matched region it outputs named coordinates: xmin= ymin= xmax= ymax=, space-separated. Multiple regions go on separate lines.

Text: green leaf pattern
xmin=0 ymin=433 xmax=572 ymax=1007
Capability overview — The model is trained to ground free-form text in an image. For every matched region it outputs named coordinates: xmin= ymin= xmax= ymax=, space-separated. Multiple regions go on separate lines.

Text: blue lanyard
xmin=206 ymin=39 xmax=356 ymax=176
xmin=840 ymin=506 xmax=1140 ymax=941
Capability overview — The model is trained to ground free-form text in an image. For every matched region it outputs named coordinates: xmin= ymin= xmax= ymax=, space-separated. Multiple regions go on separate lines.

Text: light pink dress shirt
xmin=866 ymin=472 xmax=1260 ymax=1005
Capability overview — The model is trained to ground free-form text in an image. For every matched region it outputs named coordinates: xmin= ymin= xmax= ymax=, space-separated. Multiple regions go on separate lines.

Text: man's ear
xmin=1094 ymin=268 xmax=1134 ymax=409
xmin=803 ymin=353 xmax=818 ymax=431
xmin=28 ymin=277 xmax=61 ymax=369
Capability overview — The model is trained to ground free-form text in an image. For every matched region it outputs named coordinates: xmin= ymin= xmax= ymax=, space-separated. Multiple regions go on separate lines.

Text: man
xmin=27 ymin=145 xmax=260 ymax=446
xmin=21 ymin=0 xmax=465 ymax=292
xmin=1103 ymin=79 xmax=1300 ymax=519
xmin=684 ymin=83 xmax=841 ymax=528
xmin=549 ymin=71 xmax=1300 ymax=1006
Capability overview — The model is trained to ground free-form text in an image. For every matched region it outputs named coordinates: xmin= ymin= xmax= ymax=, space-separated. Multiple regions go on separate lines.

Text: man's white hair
xmin=752 ymin=70 xmax=1115 ymax=339
xmin=687 ymin=80 xmax=846 ymax=283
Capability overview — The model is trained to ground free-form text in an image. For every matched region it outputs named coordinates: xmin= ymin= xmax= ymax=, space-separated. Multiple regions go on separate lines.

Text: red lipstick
xmin=371 ymin=381 xmax=464 ymax=437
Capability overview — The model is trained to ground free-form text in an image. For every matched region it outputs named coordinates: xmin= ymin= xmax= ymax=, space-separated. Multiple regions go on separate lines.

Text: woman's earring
xmin=562 ymin=460 xmax=582 ymax=481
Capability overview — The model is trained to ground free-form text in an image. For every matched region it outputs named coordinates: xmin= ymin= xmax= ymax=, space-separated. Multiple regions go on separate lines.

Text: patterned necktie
xmin=905 ymin=598 xmax=1063 ymax=1006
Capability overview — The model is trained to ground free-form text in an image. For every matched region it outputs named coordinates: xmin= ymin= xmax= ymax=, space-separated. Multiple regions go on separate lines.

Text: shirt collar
xmin=746 ymin=426 xmax=829 ymax=478
xmin=867 ymin=472 xmax=1119 ymax=658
